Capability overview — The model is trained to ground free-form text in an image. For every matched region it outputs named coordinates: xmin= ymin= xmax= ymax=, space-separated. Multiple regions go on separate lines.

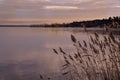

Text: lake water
xmin=0 ymin=27 xmax=119 ymax=80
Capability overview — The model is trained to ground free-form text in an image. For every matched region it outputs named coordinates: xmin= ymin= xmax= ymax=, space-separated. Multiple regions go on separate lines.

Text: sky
xmin=0 ymin=0 xmax=120 ymax=25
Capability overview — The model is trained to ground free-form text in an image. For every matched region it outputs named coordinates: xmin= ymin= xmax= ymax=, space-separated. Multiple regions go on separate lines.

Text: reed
xmin=53 ymin=26 xmax=120 ymax=80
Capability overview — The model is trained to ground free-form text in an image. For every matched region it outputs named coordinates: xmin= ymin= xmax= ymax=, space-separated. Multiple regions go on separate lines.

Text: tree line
xmin=30 ymin=16 xmax=120 ymax=28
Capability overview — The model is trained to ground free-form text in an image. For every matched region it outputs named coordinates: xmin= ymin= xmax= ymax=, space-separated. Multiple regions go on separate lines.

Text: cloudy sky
xmin=0 ymin=0 xmax=120 ymax=24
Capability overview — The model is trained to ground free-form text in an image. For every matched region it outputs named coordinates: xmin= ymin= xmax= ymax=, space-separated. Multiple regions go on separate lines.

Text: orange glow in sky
xmin=0 ymin=0 xmax=120 ymax=24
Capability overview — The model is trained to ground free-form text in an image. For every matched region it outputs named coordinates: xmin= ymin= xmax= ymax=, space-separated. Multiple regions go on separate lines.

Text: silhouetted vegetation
xmin=51 ymin=27 xmax=120 ymax=80
xmin=31 ymin=16 xmax=120 ymax=28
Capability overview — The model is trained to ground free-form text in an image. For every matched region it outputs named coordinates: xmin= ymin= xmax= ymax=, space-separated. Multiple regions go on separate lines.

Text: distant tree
xmin=30 ymin=16 xmax=120 ymax=28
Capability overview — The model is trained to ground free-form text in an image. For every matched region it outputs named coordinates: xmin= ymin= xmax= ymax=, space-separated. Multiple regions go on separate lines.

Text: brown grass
xmin=53 ymin=27 xmax=120 ymax=80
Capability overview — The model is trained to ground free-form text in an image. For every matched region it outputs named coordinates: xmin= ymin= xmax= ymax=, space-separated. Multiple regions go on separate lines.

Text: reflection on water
xmin=0 ymin=27 xmax=112 ymax=80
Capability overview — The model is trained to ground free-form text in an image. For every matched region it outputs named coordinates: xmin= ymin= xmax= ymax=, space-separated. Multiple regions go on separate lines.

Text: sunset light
xmin=0 ymin=0 xmax=119 ymax=24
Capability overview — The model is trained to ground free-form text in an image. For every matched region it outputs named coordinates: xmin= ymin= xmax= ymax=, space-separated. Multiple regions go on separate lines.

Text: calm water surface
xmin=0 ymin=27 xmax=100 ymax=80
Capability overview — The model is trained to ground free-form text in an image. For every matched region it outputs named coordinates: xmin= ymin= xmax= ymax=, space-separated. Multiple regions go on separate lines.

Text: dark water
xmin=0 ymin=27 xmax=118 ymax=80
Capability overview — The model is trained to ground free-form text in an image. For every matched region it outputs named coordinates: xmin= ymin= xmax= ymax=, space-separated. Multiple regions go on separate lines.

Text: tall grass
xmin=53 ymin=27 xmax=120 ymax=80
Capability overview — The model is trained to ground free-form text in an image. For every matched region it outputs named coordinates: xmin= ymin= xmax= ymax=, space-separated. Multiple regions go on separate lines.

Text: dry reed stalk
xmin=52 ymin=24 xmax=120 ymax=80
